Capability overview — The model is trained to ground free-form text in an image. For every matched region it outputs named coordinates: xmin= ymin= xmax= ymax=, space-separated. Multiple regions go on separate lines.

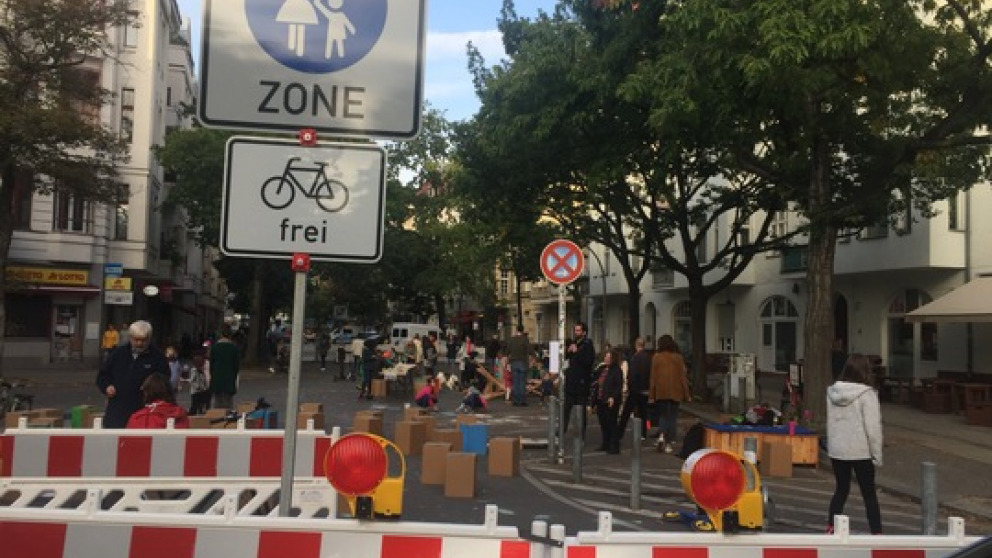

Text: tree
xmin=0 ymin=1 xmax=133 ymax=372
xmin=632 ymin=0 xmax=992 ymax=424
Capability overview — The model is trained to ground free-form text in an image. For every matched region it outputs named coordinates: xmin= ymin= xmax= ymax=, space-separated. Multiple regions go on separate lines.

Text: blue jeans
xmin=657 ymin=399 xmax=679 ymax=442
xmin=511 ymin=361 xmax=528 ymax=404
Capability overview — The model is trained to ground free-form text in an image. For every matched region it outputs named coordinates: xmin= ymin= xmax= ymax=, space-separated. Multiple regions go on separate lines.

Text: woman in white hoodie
xmin=826 ymin=353 xmax=883 ymax=534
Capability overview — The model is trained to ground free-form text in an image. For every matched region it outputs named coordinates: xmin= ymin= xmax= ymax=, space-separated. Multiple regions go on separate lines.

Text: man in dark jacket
xmin=563 ymin=321 xmax=595 ymax=440
xmin=96 ymin=320 xmax=170 ymax=428
xmin=617 ymin=336 xmax=652 ymax=443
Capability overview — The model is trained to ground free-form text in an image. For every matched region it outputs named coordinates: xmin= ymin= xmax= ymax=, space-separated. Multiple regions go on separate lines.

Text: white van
xmin=389 ymin=322 xmax=442 ymax=351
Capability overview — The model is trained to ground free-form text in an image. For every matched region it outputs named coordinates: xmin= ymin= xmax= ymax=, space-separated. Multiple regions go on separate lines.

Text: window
xmin=695 ymin=231 xmax=708 ymax=263
xmin=114 ymin=185 xmax=129 ymax=240
xmin=4 ymin=294 xmax=52 ymax=337
xmin=52 ymin=188 xmax=91 ymax=233
xmin=66 ymin=67 xmax=101 ymax=125
xmin=738 ymin=221 xmax=751 ymax=246
xmin=770 ymin=211 xmax=788 ymax=239
xmin=10 ymin=169 xmax=34 ymax=230
xmin=780 ymin=245 xmax=808 ymax=273
xmin=650 ymin=262 xmax=674 ymax=289
xmin=860 ymin=221 xmax=888 ymax=240
xmin=120 ymin=87 xmax=135 ymax=143
xmin=498 ymin=270 xmax=510 ymax=296
xmin=166 ymin=86 xmax=172 ymax=107
xmin=123 ymin=12 xmax=139 ymax=48
xmin=948 ymin=192 xmax=965 ymax=231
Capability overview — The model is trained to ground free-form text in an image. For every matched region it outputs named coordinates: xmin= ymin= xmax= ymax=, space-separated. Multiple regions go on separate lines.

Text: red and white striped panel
xmin=566 ymin=545 xmax=954 ymax=558
xmin=0 ymin=520 xmax=532 ymax=558
xmin=0 ymin=430 xmax=332 ymax=479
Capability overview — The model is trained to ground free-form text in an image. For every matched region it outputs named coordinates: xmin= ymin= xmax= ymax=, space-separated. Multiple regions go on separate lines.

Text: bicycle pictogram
xmin=261 ymin=156 xmax=350 ymax=212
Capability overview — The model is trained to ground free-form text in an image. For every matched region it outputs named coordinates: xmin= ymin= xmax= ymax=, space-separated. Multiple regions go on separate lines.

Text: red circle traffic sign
xmin=541 ymin=239 xmax=585 ymax=285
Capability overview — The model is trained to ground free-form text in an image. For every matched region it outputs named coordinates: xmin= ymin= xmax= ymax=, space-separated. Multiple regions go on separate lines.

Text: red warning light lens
xmin=325 ymin=434 xmax=388 ymax=496
xmin=689 ymin=451 xmax=745 ymax=511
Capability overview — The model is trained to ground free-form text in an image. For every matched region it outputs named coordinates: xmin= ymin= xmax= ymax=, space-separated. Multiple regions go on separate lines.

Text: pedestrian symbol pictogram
xmin=541 ymin=240 xmax=585 ymax=285
xmin=246 ymin=0 xmax=386 ymax=73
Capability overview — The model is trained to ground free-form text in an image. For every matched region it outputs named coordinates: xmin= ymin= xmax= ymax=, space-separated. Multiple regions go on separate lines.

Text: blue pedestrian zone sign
xmin=199 ymin=0 xmax=425 ymax=139
xmin=246 ymin=0 xmax=387 ymax=73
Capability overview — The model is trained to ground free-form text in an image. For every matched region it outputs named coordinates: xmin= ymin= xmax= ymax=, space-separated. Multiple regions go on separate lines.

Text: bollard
xmin=571 ymin=405 xmax=584 ymax=483
xmin=547 ymin=396 xmax=558 ymax=462
xmin=530 ymin=518 xmax=548 ymax=558
xmin=549 ymin=524 xmax=566 ymax=558
xmin=630 ymin=418 xmax=642 ymax=510
xmin=743 ymin=436 xmax=758 ymax=465
xmin=922 ymin=461 xmax=937 ymax=535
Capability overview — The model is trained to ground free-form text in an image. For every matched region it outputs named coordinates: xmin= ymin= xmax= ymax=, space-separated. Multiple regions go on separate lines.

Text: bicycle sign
xmin=221 ymin=136 xmax=386 ymax=263
xmin=261 ymin=156 xmax=350 ymax=212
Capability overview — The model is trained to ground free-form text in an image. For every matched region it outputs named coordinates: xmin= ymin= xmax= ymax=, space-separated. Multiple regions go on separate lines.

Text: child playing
xmin=414 ymin=377 xmax=439 ymax=410
xmin=455 ymin=383 xmax=487 ymax=413
xmin=187 ymin=349 xmax=211 ymax=416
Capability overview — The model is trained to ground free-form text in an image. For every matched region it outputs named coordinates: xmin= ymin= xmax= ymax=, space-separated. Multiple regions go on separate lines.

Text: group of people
xmin=561 ymin=323 xmax=692 ymax=456
xmin=96 ymin=321 xmax=241 ymax=429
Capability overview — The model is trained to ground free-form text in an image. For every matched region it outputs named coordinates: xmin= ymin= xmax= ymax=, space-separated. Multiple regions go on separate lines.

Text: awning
xmin=906 ymin=277 xmax=992 ymax=323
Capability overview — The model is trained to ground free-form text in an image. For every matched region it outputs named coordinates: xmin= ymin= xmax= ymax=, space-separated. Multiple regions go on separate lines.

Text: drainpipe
xmin=965 ymin=188 xmax=973 ymax=373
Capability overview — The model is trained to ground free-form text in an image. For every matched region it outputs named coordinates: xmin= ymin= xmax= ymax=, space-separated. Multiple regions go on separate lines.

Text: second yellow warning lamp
xmin=324 ymin=433 xmax=406 ymax=519
xmin=680 ymin=448 xmax=765 ymax=532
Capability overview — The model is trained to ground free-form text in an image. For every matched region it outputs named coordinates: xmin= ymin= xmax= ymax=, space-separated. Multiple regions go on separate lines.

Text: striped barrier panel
xmin=0 ymin=426 xmax=333 ymax=479
xmin=0 ymin=503 xmax=534 ymax=558
xmin=565 ymin=513 xmax=980 ymax=558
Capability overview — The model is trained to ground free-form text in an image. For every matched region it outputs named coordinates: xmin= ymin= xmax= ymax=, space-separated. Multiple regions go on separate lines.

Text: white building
xmin=3 ymin=1 xmax=226 ymax=367
xmin=582 ymin=186 xmax=992 ymax=378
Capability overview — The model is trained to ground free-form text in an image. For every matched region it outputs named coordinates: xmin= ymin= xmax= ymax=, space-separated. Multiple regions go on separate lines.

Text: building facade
xmin=3 ymin=1 xmax=226 ymax=368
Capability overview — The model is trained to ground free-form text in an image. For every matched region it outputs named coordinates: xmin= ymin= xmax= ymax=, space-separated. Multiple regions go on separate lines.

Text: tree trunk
xmin=0 ymin=162 xmax=17 ymax=377
xmin=688 ymin=283 xmax=710 ymax=401
xmin=803 ymin=129 xmax=838 ymax=430
xmin=625 ymin=287 xmax=640 ymax=349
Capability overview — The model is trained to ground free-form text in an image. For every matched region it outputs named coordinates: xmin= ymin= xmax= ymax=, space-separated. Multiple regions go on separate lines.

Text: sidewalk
xmin=680 ymin=399 xmax=992 ymax=525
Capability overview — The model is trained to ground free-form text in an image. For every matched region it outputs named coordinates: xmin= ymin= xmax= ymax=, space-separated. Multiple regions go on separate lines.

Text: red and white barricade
xmin=0 ymin=425 xmax=332 ymax=479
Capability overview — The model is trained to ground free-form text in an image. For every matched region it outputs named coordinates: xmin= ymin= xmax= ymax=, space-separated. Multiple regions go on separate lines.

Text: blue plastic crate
xmin=459 ymin=423 xmax=490 ymax=455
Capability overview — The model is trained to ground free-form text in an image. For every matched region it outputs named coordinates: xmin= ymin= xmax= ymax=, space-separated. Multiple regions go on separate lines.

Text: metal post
xmin=630 ymin=418 xmax=642 ymax=510
xmin=738 ymin=376 xmax=748 ymax=413
xmin=743 ymin=436 xmax=758 ymax=465
xmin=571 ymin=405 xmax=583 ymax=483
xmin=547 ymin=396 xmax=557 ymax=462
xmin=558 ymin=285 xmax=567 ymax=464
xmin=278 ymin=269 xmax=307 ymax=516
xmin=922 ymin=461 xmax=937 ymax=535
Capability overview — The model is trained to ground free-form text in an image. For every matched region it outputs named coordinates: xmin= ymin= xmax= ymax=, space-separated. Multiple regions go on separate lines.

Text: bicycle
xmin=1 ymin=378 xmax=34 ymax=426
xmin=260 ymin=156 xmax=349 ymax=212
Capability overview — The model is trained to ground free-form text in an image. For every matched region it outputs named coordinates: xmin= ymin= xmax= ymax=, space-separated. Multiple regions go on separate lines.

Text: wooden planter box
xmin=703 ymin=424 xmax=819 ymax=466
xmin=964 ymin=405 xmax=992 ymax=426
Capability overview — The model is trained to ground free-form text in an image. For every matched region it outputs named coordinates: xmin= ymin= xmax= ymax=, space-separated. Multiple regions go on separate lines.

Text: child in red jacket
xmin=127 ymin=373 xmax=190 ymax=429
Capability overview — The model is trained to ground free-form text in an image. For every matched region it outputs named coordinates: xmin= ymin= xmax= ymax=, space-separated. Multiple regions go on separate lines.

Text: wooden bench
xmin=703 ymin=423 xmax=819 ymax=466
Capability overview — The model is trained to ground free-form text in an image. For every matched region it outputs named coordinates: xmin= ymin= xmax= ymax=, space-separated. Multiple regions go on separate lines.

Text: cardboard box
xmin=5 ymin=410 xmax=34 ymax=428
xmin=444 ymin=452 xmax=477 ymax=498
xmin=414 ymin=415 xmax=436 ymax=439
xmin=372 ymin=379 xmax=388 ymax=397
xmin=204 ymin=408 xmax=231 ymax=419
xmin=429 ymin=428 xmax=462 ymax=452
xmin=34 ymin=408 xmax=63 ymax=419
xmin=300 ymin=402 xmax=324 ymax=414
xmin=394 ymin=420 xmax=427 ymax=456
xmin=454 ymin=413 xmax=478 ymax=425
xmin=188 ymin=415 xmax=212 ymax=429
xmin=760 ymin=441 xmax=793 ymax=478
xmin=353 ymin=412 xmax=383 ymax=435
xmin=236 ymin=401 xmax=257 ymax=414
xmin=404 ymin=406 xmax=428 ymax=421
xmin=85 ymin=412 xmax=105 ymax=429
xmin=28 ymin=417 xmax=63 ymax=428
xmin=421 ymin=442 xmax=451 ymax=485
xmin=297 ymin=411 xmax=325 ymax=430
xmin=488 ymin=437 xmax=520 ymax=477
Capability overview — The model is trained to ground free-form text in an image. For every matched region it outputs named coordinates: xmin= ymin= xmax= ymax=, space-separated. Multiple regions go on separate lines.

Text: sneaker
xmin=664 ymin=443 xmax=674 ymax=454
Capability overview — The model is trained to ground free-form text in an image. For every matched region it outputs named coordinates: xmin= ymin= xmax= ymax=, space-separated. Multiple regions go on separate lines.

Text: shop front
xmin=4 ymin=265 xmax=101 ymax=367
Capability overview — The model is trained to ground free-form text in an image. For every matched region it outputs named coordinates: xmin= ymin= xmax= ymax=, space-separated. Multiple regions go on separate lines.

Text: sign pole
xmin=279 ymin=253 xmax=310 ymax=516
xmin=557 ymin=284 xmax=566 ymax=463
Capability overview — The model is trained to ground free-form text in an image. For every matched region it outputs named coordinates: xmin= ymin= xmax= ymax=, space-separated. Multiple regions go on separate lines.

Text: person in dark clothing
xmin=96 ymin=320 xmax=171 ymax=428
xmin=831 ymin=338 xmax=847 ymax=381
xmin=593 ymin=348 xmax=624 ymax=453
xmin=358 ymin=339 xmax=381 ymax=400
xmin=617 ymin=336 xmax=651 ymax=443
xmin=563 ymin=322 xmax=596 ymax=440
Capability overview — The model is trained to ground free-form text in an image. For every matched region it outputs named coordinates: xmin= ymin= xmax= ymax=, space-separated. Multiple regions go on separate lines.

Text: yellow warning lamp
xmin=324 ymin=433 xmax=406 ymax=519
xmin=680 ymin=449 xmax=752 ymax=532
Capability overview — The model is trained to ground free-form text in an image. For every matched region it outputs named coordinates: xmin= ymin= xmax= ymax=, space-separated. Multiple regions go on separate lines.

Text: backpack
xmin=189 ymin=366 xmax=208 ymax=394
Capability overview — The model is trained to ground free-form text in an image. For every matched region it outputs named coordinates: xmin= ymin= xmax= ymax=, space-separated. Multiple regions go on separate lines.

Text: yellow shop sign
xmin=6 ymin=266 xmax=89 ymax=286
xmin=104 ymin=277 xmax=133 ymax=291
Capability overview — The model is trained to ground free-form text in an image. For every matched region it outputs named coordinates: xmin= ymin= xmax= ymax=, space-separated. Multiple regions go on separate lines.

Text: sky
xmin=175 ymin=0 xmax=559 ymax=123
